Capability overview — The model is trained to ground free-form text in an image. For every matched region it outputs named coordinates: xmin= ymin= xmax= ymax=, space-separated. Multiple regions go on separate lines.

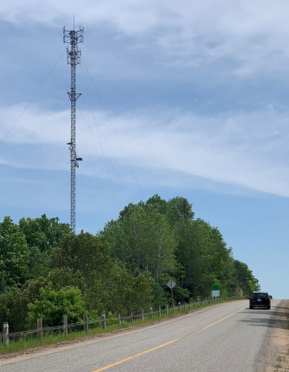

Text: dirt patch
xmin=264 ymin=300 xmax=289 ymax=372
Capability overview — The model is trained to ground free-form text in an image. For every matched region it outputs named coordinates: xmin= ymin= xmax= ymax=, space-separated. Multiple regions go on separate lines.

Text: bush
xmin=27 ymin=283 xmax=87 ymax=328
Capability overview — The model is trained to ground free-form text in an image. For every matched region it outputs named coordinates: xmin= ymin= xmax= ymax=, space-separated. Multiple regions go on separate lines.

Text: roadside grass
xmin=0 ymin=297 xmax=243 ymax=355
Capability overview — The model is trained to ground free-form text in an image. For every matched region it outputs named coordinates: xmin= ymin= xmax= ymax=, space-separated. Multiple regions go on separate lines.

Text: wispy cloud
xmin=2 ymin=1 xmax=289 ymax=80
xmin=1 ymin=103 xmax=289 ymax=197
xmin=1 ymin=1 xmax=289 ymax=203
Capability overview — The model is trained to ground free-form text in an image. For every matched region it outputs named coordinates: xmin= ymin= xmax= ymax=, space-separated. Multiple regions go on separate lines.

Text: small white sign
xmin=211 ymin=290 xmax=220 ymax=297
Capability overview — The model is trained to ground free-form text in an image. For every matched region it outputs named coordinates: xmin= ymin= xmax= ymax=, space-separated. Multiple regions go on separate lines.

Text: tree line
xmin=0 ymin=195 xmax=260 ymax=332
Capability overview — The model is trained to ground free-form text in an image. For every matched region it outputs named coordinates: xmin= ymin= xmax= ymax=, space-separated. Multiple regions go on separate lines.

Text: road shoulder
xmin=256 ymin=300 xmax=289 ymax=371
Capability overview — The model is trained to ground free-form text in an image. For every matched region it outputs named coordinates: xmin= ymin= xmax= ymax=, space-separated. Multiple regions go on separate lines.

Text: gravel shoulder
xmin=255 ymin=300 xmax=289 ymax=372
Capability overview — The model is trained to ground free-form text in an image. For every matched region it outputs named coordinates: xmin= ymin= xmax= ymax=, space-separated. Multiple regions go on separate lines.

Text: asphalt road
xmin=0 ymin=299 xmax=282 ymax=372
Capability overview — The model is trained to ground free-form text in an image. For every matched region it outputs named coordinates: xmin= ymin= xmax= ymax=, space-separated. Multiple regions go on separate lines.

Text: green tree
xmin=0 ymin=288 xmax=28 ymax=332
xmin=234 ymin=260 xmax=260 ymax=295
xmin=19 ymin=215 xmax=70 ymax=279
xmin=52 ymin=232 xmax=152 ymax=315
xmin=99 ymin=268 xmax=152 ymax=314
xmin=28 ymin=246 xmax=51 ymax=279
xmin=167 ymin=196 xmax=194 ymax=224
xmin=27 ymin=283 xmax=87 ymax=327
xmin=19 ymin=214 xmax=70 ymax=252
xmin=0 ymin=276 xmax=47 ymax=332
xmin=47 ymin=268 xmax=86 ymax=293
xmin=0 ymin=269 xmax=88 ymax=332
xmin=101 ymin=205 xmax=177 ymax=286
xmin=0 ymin=217 xmax=30 ymax=290
xmin=52 ymin=232 xmax=113 ymax=289
xmin=145 ymin=194 xmax=169 ymax=215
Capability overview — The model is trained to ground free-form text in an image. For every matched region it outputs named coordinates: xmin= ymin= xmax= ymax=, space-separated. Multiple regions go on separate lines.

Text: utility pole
xmin=63 ymin=22 xmax=84 ymax=233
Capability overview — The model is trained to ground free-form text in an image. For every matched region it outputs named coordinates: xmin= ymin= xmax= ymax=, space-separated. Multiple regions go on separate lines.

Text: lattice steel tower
xmin=63 ymin=24 xmax=84 ymax=233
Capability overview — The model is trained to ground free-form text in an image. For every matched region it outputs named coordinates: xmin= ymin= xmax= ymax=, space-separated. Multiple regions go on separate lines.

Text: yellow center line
xmin=92 ymin=305 xmax=247 ymax=372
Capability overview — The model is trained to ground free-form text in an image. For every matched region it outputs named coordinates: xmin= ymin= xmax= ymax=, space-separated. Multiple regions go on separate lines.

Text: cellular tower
xmin=63 ymin=23 xmax=84 ymax=233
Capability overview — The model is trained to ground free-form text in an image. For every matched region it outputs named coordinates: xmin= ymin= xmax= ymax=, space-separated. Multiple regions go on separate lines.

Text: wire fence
xmin=1 ymin=296 xmax=242 ymax=345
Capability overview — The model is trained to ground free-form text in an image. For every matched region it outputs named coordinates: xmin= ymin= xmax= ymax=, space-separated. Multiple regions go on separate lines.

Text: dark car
xmin=249 ymin=291 xmax=271 ymax=309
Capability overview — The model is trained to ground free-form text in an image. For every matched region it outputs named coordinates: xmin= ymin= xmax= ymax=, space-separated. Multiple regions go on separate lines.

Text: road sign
xmin=167 ymin=280 xmax=176 ymax=306
xmin=211 ymin=285 xmax=220 ymax=297
xmin=211 ymin=285 xmax=220 ymax=290
xmin=167 ymin=280 xmax=176 ymax=289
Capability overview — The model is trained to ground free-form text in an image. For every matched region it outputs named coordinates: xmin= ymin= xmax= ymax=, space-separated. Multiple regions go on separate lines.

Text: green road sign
xmin=211 ymin=285 xmax=220 ymax=290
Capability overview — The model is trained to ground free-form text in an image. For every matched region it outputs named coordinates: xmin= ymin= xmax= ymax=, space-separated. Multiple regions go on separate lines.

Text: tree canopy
xmin=0 ymin=195 xmax=260 ymax=331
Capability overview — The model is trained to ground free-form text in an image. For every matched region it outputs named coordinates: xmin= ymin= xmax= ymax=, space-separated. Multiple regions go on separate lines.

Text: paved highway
xmin=0 ymin=299 xmax=281 ymax=372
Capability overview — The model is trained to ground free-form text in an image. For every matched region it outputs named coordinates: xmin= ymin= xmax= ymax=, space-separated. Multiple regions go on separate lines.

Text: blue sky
xmin=1 ymin=1 xmax=289 ymax=299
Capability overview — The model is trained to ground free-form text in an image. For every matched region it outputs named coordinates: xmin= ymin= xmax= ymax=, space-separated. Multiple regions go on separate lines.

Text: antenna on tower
xmin=63 ymin=23 xmax=84 ymax=233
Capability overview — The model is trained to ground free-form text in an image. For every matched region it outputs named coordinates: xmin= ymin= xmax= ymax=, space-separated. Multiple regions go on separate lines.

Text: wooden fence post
xmin=117 ymin=312 xmax=121 ymax=326
xmin=2 ymin=322 xmax=9 ymax=346
xmin=37 ymin=318 xmax=43 ymax=340
xmin=129 ymin=309 xmax=133 ymax=323
xmin=150 ymin=307 xmax=153 ymax=319
xmin=141 ymin=308 xmax=144 ymax=322
xmin=101 ymin=312 xmax=106 ymax=330
xmin=158 ymin=305 xmax=161 ymax=318
xmin=166 ymin=304 xmax=168 ymax=315
xmin=63 ymin=315 xmax=68 ymax=336
xmin=83 ymin=314 xmax=89 ymax=334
